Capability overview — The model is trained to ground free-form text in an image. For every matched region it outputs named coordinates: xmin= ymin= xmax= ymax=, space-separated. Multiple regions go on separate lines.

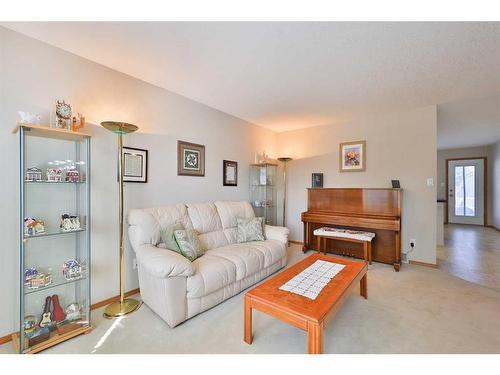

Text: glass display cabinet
xmin=249 ymin=163 xmax=277 ymax=225
xmin=14 ymin=124 xmax=91 ymax=354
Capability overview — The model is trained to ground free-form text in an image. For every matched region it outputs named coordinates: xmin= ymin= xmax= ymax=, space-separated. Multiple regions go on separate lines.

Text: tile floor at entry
xmin=1 ymin=244 xmax=499 ymax=354
xmin=437 ymin=224 xmax=500 ymax=291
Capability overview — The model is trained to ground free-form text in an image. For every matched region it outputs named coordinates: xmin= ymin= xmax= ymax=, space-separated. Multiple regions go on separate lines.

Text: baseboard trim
xmin=90 ymin=288 xmax=140 ymax=310
xmin=0 ymin=288 xmax=141 ymax=347
xmin=409 ymin=260 xmax=438 ymax=269
xmin=288 ymin=240 xmax=304 ymax=245
xmin=487 ymin=225 xmax=500 ymax=231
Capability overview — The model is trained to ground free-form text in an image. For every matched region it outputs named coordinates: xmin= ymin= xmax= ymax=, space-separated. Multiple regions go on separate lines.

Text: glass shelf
xmin=24 ymin=274 xmax=87 ymax=295
xmin=24 ymin=228 xmax=86 ymax=239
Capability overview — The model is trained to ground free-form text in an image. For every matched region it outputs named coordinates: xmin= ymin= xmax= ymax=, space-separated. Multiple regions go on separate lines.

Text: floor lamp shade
xmin=101 ymin=121 xmax=142 ymax=318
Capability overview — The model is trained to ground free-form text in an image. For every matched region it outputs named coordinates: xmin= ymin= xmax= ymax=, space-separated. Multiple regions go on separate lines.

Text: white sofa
xmin=128 ymin=201 xmax=289 ymax=327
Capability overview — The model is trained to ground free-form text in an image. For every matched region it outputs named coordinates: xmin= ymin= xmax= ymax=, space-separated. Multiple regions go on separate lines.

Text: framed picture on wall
xmin=177 ymin=140 xmax=205 ymax=176
xmin=312 ymin=173 xmax=323 ymax=188
xmin=223 ymin=160 xmax=238 ymax=186
xmin=339 ymin=140 xmax=366 ymax=172
xmin=123 ymin=147 xmax=148 ymax=183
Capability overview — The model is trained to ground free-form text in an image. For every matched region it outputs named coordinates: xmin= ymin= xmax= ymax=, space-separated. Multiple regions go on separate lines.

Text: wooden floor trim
xmin=487 ymin=225 xmax=500 ymax=231
xmin=0 ymin=288 xmax=141 ymax=347
xmin=288 ymin=240 xmax=304 ymax=245
xmin=409 ymin=260 xmax=438 ymax=269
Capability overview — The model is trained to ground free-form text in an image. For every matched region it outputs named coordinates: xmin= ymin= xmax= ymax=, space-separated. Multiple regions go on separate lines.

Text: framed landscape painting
xmin=339 ymin=140 xmax=366 ymax=172
xmin=177 ymin=140 xmax=205 ymax=176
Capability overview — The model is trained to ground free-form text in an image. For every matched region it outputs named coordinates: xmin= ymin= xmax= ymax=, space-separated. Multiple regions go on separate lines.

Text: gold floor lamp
xmin=277 ymin=157 xmax=292 ymax=227
xmin=101 ymin=121 xmax=142 ymax=318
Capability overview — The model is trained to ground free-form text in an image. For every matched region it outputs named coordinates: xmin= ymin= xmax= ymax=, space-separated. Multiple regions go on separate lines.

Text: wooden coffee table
xmin=244 ymin=253 xmax=367 ymax=354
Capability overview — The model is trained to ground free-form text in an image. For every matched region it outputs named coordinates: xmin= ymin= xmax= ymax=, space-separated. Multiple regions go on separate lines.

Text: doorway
xmin=446 ymin=158 xmax=486 ymax=225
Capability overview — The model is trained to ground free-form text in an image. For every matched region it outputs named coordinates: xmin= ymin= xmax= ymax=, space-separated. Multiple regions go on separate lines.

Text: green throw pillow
xmin=174 ymin=228 xmax=205 ymax=261
xmin=159 ymin=222 xmax=184 ymax=253
xmin=236 ymin=217 xmax=265 ymax=243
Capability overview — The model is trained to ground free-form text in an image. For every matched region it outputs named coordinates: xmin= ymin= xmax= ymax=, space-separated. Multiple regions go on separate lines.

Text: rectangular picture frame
xmin=123 ymin=146 xmax=148 ymax=183
xmin=177 ymin=140 xmax=205 ymax=176
xmin=339 ymin=140 xmax=366 ymax=172
xmin=311 ymin=172 xmax=323 ymax=188
xmin=223 ymin=160 xmax=238 ymax=186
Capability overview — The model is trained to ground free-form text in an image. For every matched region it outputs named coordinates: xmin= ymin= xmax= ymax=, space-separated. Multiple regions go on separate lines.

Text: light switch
xmin=427 ymin=178 xmax=434 ymax=187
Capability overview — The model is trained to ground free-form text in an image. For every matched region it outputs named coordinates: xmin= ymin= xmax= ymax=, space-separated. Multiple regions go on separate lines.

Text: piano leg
xmin=302 ymin=222 xmax=309 ymax=252
xmin=394 ymin=263 xmax=401 ymax=272
xmin=394 ymin=231 xmax=401 ymax=272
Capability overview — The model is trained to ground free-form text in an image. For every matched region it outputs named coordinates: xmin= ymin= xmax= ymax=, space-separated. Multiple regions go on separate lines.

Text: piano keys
xmin=301 ymin=188 xmax=402 ymax=271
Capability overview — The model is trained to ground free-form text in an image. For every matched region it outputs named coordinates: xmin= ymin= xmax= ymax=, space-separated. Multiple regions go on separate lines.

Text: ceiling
xmin=3 ymin=22 xmax=500 ymax=134
xmin=437 ymin=94 xmax=500 ymax=150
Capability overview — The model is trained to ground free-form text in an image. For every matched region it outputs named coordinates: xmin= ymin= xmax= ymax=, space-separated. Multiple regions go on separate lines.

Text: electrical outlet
xmin=132 ymin=258 xmax=138 ymax=270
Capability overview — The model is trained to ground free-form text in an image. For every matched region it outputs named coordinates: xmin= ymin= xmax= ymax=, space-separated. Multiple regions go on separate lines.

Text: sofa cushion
xmin=214 ymin=201 xmax=255 ymax=230
xmin=186 ymin=202 xmax=223 ymax=234
xmin=187 ymin=254 xmax=237 ymax=298
xmin=207 ymin=239 xmax=286 ymax=281
xmin=174 ymin=228 xmax=205 ymax=261
xmin=128 ymin=204 xmax=193 ymax=251
xmin=236 ymin=217 xmax=265 ymax=243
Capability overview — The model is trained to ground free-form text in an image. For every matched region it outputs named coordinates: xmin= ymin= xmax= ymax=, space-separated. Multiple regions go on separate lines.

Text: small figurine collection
xmin=23 ymin=293 xmax=84 ymax=347
xmin=60 ymin=214 xmax=81 ymax=232
xmin=62 ymin=259 xmax=83 ymax=281
xmin=24 ymin=268 xmax=53 ymax=289
xmin=26 ymin=166 xmax=82 ymax=183
xmin=24 ymin=217 xmax=46 ymax=236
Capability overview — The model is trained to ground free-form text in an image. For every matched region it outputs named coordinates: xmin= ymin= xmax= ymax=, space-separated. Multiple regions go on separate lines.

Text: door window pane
xmin=464 ymin=166 xmax=475 ymax=216
xmin=455 ymin=166 xmax=464 ymax=216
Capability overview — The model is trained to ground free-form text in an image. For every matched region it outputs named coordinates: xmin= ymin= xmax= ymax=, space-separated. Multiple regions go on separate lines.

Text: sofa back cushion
xmin=214 ymin=201 xmax=255 ymax=245
xmin=128 ymin=204 xmax=193 ymax=252
xmin=186 ymin=202 xmax=229 ymax=250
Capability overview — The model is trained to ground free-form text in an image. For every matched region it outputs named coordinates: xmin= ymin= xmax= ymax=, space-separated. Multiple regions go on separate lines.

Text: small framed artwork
xmin=177 ymin=140 xmax=205 ymax=176
xmin=123 ymin=147 xmax=148 ymax=183
xmin=339 ymin=140 xmax=366 ymax=172
xmin=391 ymin=180 xmax=401 ymax=188
xmin=223 ymin=160 xmax=238 ymax=186
xmin=312 ymin=173 xmax=323 ymax=188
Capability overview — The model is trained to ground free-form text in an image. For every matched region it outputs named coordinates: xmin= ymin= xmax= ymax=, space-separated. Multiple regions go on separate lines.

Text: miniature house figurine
xmin=62 ymin=259 xmax=82 ymax=280
xmin=60 ymin=214 xmax=81 ymax=232
xmin=24 ymin=217 xmax=46 ymax=236
xmin=47 ymin=168 xmax=63 ymax=182
xmin=65 ymin=169 xmax=79 ymax=182
xmin=24 ymin=268 xmax=53 ymax=289
xmin=25 ymin=167 xmax=43 ymax=182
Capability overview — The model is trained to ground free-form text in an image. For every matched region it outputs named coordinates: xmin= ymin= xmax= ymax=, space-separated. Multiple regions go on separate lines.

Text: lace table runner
xmin=279 ymin=260 xmax=346 ymax=300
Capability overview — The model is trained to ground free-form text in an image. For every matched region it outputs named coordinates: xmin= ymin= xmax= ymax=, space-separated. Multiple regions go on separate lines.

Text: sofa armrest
xmin=136 ymin=244 xmax=195 ymax=278
xmin=264 ymin=225 xmax=290 ymax=244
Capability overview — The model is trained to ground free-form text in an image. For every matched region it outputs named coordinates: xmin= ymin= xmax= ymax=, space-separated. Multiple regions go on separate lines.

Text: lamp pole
xmin=278 ymin=157 xmax=292 ymax=227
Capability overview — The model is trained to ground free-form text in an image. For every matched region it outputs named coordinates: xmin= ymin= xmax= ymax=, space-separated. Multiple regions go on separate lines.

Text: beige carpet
xmin=2 ymin=245 xmax=499 ymax=354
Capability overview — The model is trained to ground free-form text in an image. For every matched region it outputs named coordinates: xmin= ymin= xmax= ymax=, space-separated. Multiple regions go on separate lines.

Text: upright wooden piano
xmin=301 ymin=188 xmax=402 ymax=271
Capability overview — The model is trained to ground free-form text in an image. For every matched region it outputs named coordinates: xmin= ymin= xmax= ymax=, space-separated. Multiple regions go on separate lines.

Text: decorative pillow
xmin=236 ymin=217 xmax=265 ymax=243
xmin=158 ymin=222 xmax=184 ymax=253
xmin=174 ymin=228 xmax=205 ymax=261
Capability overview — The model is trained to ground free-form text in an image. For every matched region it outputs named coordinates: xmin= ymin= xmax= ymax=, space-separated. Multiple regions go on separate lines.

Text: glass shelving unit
xmin=249 ymin=163 xmax=277 ymax=225
xmin=14 ymin=124 xmax=92 ymax=354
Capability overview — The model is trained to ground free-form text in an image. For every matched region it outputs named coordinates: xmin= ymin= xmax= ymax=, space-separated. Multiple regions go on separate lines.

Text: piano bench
xmin=313 ymin=227 xmax=375 ymax=264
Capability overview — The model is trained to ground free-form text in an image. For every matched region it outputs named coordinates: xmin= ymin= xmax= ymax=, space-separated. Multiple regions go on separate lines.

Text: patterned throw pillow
xmin=236 ymin=217 xmax=265 ymax=243
xmin=174 ymin=228 xmax=205 ymax=261
xmin=158 ymin=222 xmax=184 ymax=253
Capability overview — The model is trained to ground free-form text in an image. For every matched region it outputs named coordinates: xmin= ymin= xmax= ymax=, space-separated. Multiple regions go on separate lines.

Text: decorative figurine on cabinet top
xmin=24 ymin=217 xmax=46 ymax=236
xmin=18 ymin=111 xmax=41 ymax=125
xmin=65 ymin=169 xmax=79 ymax=182
xmin=46 ymin=168 xmax=63 ymax=182
xmin=60 ymin=214 xmax=81 ymax=232
xmin=54 ymin=100 xmax=72 ymax=129
xmin=72 ymin=113 xmax=85 ymax=131
xmin=62 ymin=259 xmax=82 ymax=281
xmin=25 ymin=167 xmax=43 ymax=182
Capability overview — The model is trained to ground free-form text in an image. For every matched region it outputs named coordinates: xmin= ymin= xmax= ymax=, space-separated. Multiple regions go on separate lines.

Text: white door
xmin=448 ymin=159 xmax=484 ymax=225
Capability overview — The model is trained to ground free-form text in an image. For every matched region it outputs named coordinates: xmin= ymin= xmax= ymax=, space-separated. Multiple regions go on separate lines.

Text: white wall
xmin=437 ymin=145 xmax=494 ymax=225
xmin=277 ymin=106 xmax=438 ymax=264
xmin=492 ymin=141 xmax=500 ymax=229
xmin=0 ymin=27 xmax=277 ymax=337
